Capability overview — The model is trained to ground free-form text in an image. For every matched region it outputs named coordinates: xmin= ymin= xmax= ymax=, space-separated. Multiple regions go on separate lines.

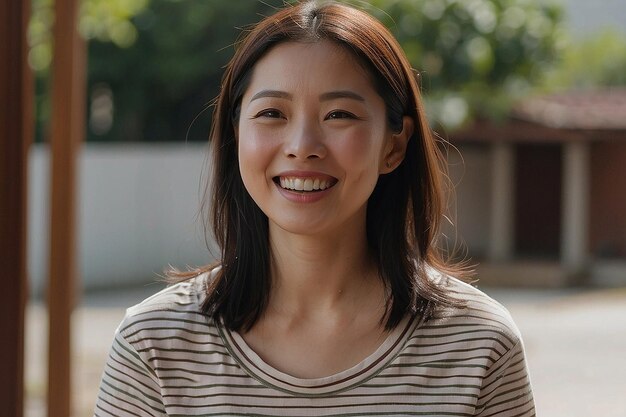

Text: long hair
xmin=172 ymin=0 xmax=469 ymax=331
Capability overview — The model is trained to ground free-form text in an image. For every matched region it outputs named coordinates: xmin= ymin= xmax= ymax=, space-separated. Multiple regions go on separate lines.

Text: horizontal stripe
xmin=94 ymin=271 xmax=535 ymax=416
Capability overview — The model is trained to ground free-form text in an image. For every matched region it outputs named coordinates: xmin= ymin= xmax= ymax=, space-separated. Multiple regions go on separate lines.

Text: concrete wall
xmin=445 ymin=143 xmax=492 ymax=258
xmin=28 ymin=142 xmax=493 ymax=296
xmin=28 ymin=143 xmax=216 ymax=297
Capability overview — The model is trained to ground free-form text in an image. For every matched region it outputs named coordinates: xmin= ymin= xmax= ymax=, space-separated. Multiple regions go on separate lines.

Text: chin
xmin=270 ymin=219 xmax=330 ymax=236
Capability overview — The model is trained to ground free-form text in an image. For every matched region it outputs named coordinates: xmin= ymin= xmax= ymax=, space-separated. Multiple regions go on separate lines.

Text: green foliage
xmin=88 ymin=0 xmax=293 ymax=142
xmin=80 ymin=0 xmax=150 ymax=47
xmin=359 ymin=0 xmax=566 ymax=129
xmin=540 ymin=28 xmax=626 ymax=91
xmin=28 ymin=0 xmax=53 ymax=72
xmin=29 ymin=0 xmax=286 ymax=142
xmin=28 ymin=0 xmax=151 ymax=72
xmin=29 ymin=0 xmax=152 ymax=142
xmin=30 ymin=0 xmax=566 ymax=141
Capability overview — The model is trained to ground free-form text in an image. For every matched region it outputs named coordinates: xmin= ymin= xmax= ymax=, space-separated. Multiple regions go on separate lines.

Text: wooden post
xmin=47 ymin=0 xmax=86 ymax=415
xmin=0 ymin=0 xmax=32 ymax=415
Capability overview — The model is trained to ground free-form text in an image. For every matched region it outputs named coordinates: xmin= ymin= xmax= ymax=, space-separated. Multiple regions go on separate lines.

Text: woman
xmin=95 ymin=1 xmax=535 ymax=416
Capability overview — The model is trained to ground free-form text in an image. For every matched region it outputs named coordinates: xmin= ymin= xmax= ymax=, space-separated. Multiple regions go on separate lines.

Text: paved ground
xmin=25 ymin=283 xmax=626 ymax=417
xmin=487 ymin=287 xmax=626 ymax=417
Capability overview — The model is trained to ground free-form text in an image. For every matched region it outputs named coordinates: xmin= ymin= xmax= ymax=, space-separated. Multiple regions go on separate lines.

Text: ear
xmin=380 ymin=116 xmax=413 ymax=174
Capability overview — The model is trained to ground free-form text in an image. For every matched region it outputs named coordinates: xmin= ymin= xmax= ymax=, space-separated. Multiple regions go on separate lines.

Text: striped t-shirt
xmin=94 ymin=271 xmax=535 ymax=416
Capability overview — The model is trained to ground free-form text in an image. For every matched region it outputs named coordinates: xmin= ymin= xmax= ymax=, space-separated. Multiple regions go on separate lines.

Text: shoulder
xmin=125 ymin=271 xmax=210 ymax=317
xmin=427 ymin=271 xmax=523 ymax=348
xmin=392 ymin=270 xmax=533 ymax=410
xmin=114 ymin=269 xmax=220 ymax=346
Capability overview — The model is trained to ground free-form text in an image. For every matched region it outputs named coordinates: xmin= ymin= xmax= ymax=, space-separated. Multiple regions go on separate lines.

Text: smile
xmin=276 ymin=176 xmax=337 ymax=192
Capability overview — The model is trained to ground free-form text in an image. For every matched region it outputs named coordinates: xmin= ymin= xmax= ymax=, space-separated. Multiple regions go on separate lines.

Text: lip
xmin=275 ymin=170 xmax=337 ymax=180
xmin=273 ymin=170 xmax=338 ymax=203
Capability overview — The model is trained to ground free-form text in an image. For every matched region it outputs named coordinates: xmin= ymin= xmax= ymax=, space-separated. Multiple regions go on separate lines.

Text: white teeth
xmin=279 ymin=177 xmax=333 ymax=192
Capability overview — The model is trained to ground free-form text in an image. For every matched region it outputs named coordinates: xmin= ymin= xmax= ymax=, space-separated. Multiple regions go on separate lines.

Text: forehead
xmin=244 ymin=40 xmax=376 ymax=95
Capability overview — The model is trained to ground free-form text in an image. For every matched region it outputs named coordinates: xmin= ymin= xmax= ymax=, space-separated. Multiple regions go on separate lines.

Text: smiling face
xmin=237 ymin=40 xmax=409 ymax=238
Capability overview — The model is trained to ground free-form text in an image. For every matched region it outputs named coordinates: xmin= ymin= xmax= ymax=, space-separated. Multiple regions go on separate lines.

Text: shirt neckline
xmin=217 ymin=313 xmax=419 ymax=397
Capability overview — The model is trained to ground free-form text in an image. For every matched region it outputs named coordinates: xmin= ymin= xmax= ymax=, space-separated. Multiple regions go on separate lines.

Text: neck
xmin=267 ymin=221 xmax=381 ymax=317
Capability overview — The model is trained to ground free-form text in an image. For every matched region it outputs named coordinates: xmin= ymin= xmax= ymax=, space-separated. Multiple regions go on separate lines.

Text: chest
xmin=242 ymin=321 xmax=389 ymax=379
xmin=152 ymin=315 xmax=485 ymax=416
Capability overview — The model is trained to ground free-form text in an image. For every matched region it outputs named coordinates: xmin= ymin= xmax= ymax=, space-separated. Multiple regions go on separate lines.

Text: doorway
xmin=514 ymin=143 xmax=562 ymax=258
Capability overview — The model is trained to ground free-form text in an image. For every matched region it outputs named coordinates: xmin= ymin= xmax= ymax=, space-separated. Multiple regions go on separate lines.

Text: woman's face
xmin=237 ymin=40 xmax=401 ymax=238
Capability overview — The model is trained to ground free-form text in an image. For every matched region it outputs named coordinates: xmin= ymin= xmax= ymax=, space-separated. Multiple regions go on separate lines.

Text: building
xmin=450 ymin=88 xmax=626 ymax=287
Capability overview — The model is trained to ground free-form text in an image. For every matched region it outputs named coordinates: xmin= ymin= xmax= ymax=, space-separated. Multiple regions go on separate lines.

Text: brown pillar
xmin=47 ymin=0 xmax=86 ymax=415
xmin=0 ymin=0 xmax=33 ymax=416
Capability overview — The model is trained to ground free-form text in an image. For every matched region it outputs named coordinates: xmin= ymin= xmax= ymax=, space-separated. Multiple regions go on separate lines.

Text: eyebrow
xmin=250 ymin=90 xmax=292 ymax=102
xmin=319 ymin=90 xmax=365 ymax=102
xmin=249 ymin=89 xmax=366 ymax=103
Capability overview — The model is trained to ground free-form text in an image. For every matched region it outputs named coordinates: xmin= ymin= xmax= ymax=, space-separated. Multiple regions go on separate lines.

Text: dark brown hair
xmin=173 ymin=0 xmax=469 ymax=331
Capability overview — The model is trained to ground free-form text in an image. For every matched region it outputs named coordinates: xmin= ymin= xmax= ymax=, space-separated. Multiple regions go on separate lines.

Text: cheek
xmin=237 ymin=126 xmax=276 ymax=194
xmin=237 ymin=122 xmax=282 ymax=161
xmin=336 ymin=128 xmax=386 ymax=176
xmin=238 ymin=126 xmax=262 ymax=163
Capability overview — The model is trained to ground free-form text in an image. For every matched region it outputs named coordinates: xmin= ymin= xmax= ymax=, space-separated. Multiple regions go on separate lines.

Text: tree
xmin=30 ymin=0 xmax=565 ymax=142
xmin=29 ymin=0 xmax=285 ymax=142
xmin=29 ymin=0 xmax=153 ymax=142
xmin=362 ymin=0 xmax=565 ymax=129
xmin=540 ymin=28 xmax=626 ymax=90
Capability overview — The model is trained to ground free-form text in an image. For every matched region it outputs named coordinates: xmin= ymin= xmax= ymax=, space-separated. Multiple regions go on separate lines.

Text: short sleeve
xmin=474 ymin=338 xmax=535 ymax=416
xmin=94 ymin=330 xmax=167 ymax=417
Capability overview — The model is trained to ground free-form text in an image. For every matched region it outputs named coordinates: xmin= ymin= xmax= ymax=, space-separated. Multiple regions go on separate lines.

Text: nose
xmin=283 ymin=116 xmax=327 ymax=160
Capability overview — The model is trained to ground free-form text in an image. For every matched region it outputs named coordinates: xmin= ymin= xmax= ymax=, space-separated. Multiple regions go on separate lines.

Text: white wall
xmin=28 ymin=143 xmax=217 ymax=297
xmin=444 ymin=144 xmax=493 ymax=258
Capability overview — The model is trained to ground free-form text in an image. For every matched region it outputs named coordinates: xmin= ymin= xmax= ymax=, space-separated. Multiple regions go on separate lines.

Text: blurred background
xmin=21 ymin=0 xmax=626 ymax=416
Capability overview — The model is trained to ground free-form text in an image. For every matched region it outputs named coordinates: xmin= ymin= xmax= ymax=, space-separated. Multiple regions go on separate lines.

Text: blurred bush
xmin=541 ymin=28 xmax=626 ymax=90
xmin=29 ymin=0 xmax=576 ymax=142
xmin=362 ymin=0 xmax=566 ymax=129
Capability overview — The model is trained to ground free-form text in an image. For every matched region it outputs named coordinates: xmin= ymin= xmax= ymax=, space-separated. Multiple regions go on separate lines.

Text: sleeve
xmin=474 ymin=339 xmax=535 ymax=417
xmin=94 ymin=330 xmax=167 ymax=417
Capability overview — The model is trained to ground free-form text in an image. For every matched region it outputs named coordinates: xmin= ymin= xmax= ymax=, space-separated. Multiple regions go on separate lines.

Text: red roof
xmin=512 ymin=88 xmax=626 ymax=130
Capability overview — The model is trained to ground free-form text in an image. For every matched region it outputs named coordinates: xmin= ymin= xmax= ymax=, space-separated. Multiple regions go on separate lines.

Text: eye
xmin=254 ymin=109 xmax=284 ymax=119
xmin=325 ymin=110 xmax=358 ymax=120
